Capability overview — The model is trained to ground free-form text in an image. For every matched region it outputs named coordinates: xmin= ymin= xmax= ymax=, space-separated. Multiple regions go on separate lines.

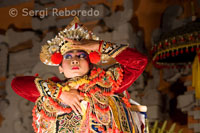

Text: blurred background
xmin=0 ymin=0 xmax=200 ymax=132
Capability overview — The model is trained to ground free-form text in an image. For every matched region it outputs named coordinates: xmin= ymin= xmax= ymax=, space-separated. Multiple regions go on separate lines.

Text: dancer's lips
xmin=72 ymin=66 xmax=79 ymax=70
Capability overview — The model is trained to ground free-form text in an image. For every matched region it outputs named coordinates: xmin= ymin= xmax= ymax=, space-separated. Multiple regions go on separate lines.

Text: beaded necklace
xmin=57 ymin=75 xmax=89 ymax=92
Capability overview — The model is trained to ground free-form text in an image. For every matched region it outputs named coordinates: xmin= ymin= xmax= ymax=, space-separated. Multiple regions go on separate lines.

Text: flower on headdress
xmin=89 ymin=51 xmax=101 ymax=64
xmin=51 ymin=52 xmax=63 ymax=65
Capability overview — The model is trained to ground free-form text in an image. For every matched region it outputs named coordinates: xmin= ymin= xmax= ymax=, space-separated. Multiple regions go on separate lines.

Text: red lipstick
xmin=72 ymin=66 xmax=79 ymax=70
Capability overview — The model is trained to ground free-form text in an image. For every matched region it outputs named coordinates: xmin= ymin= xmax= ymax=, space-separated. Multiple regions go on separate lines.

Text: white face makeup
xmin=59 ymin=50 xmax=90 ymax=78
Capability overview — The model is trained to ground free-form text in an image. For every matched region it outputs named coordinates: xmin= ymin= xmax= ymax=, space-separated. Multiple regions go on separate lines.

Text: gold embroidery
xmin=108 ymin=96 xmax=122 ymax=131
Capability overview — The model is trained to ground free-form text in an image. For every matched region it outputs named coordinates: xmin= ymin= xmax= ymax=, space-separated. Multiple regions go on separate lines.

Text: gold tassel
xmin=192 ymin=54 xmax=200 ymax=99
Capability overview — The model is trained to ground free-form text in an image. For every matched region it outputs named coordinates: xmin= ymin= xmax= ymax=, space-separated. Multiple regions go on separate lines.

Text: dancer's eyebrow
xmin=64 ymin=53 xmax=73 ymax=56
xmin=65 ymin=50 xmax=87 ymax=55
xmin=76 ymin=52 xmax=85 ymax=54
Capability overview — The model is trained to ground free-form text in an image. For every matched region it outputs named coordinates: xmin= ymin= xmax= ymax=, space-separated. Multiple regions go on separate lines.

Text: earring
xmin=60 ymin=72 xmax=63 ymax=74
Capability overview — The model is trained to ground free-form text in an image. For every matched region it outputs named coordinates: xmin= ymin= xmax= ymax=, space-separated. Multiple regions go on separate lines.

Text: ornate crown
xmin=40 ymin=16 xmax=100 ymax=66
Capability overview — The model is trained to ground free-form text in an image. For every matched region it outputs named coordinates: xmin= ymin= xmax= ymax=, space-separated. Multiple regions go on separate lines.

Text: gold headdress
xmin=40 ymin=16 xmax=99 ymax=66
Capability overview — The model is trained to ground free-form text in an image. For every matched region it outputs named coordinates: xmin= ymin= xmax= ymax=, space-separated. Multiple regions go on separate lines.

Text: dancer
xmin=11 ymin=17 xmax=148 ymax=133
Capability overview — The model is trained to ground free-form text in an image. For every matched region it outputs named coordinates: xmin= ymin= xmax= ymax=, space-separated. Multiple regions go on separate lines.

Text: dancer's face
xmin=59 ymin=50 xmax=90 ymax=78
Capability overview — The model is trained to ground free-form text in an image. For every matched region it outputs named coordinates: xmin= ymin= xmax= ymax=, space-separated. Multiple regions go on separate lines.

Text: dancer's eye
xmin=78 ymin=53 xmax=87 ymax=59
xmin=63 ymin=54 xmax=72 ymax=59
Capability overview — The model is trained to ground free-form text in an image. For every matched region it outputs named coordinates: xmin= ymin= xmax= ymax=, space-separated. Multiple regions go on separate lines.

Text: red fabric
xmin=11 ymin=48 xmax=148 ymax=102
xmin=11 ymin=76 xmax=60 ymax=102
xmin=11 ymin=76 xmax=40 ymax=102
xmin=115 ymin=48 xmax=148 ymax=93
